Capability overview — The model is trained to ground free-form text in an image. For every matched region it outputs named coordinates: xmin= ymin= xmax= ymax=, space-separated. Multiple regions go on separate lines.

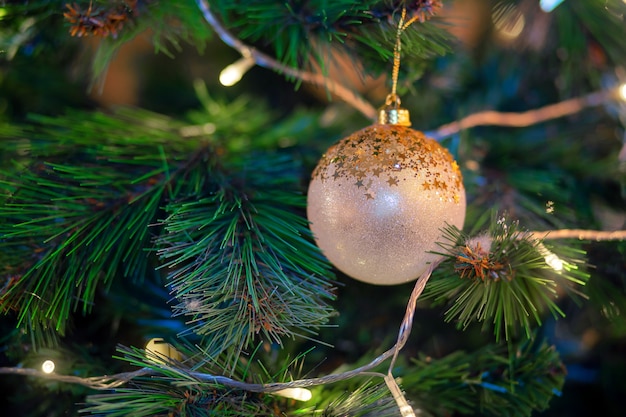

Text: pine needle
xmin=157 ymin=153 xmax=336 ymax=370
xmin=424 ymin=214 xmax=589 ymax=341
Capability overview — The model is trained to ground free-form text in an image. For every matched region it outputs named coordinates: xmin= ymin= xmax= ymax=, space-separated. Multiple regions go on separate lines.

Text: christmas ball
xmin=307 ymin=123 xmax=466 ymax=285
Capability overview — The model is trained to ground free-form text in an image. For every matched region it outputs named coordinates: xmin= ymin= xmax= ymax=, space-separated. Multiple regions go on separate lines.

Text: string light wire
xmin=1 ymin=2 xmax=625 ymax=414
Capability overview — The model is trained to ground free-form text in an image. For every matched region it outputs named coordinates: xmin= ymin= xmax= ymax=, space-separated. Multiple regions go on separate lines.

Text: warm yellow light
xmin=273 ymin=387 xmax=313 ymax=401
xmin=179 ymin=122 xmax=216 ymax=138
xmin=399 ymin=404 xmax=417 ymax=417
xmin=618 ymin=83 xmax=626 ymax=101
xmin=219 ymin=55 xmax=255 ymax=87
xmin=41 ymin=360 xmax=55 ymax=374
xmin=537 ymin=243 xmax=564 ymax=272
xmin=145 ymin=338 xmax=183 ymax=364
xmin=544 ymin=253 xmax=564 ymax=271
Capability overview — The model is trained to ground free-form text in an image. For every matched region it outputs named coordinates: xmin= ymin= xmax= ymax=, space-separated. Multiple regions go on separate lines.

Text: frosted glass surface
xmin=307 ymin=124 xmax=466 ymax=285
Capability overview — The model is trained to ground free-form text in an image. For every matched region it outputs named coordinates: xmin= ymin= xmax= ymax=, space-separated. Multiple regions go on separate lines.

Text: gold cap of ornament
xmin=378 ymin=93 xmax=411 ymax=127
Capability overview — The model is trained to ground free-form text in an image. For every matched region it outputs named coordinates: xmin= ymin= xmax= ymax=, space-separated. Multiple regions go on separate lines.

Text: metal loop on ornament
xmin=378 ymin=94 xmax=411 ymax=127
xmin=385 ymin=93 xmax=402 ymax=107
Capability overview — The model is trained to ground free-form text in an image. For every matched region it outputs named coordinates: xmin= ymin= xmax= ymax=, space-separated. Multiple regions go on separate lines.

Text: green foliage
xmin=0 ymin=0 xmax=453 ymax=108
xmin=423 ymin=215 xmax=589 ymax=341
xmin=87 ymin=382 xmax=273 ymax=417
xmin=400 ymin=337 xmax=565 ymax=417
xmin=73 ymin=0 xmax=214 ymax=81
xmin=306 ymin=381 xmax=400 ymax=417
xmin=456 ymin=82 xmax=624 ymax=233
xmin=0 ymin=142 xmax=167 ymax=335
xmin=211 ymin=0 xmax=451 ymax=78
xmin=581 ymin=241 xmax=626 ymax=327
xmin=1 ymin=1 xmax=625 ymax=416
xmin=0 ymin=98 xmax=336 ymax=354
xmin=0 ymin=0 xmax=60 ymax=53
xmin=157 ymin=152 xmax=336 ymax=369
xmin=81 ymin=337 xmax=565 ymax=417
xmin=0 ymin=0 xmax=213 ymax=86
xmin=83 ymin=344 xmax=307 ymax=416
xmin=0 ymin=7 xmax=40 ymax=61
xmin=560 ymin=0 xmax=626 ymax=88
xmin=0 ymin=0 xmax=451 ymax=89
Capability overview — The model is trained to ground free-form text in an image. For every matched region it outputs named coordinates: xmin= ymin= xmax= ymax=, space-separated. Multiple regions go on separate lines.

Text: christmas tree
xmin=1 ymin=0 xmax=625 ymax=416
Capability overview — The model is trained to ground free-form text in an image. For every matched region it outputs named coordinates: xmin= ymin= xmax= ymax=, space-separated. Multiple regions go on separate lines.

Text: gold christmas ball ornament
xmin=307 ymin=97 xmax=466 ymax=285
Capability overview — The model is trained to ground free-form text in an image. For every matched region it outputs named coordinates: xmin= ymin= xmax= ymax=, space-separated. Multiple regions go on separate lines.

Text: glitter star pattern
xmin=312 ymin=124 xmax=463 ymax=204
xmin=307 ymin=124 xmax=467 ymax=285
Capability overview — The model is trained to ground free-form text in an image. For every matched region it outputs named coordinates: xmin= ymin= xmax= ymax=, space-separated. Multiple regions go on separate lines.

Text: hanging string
xmin=390 ymin=8 xmax=420 ymax=102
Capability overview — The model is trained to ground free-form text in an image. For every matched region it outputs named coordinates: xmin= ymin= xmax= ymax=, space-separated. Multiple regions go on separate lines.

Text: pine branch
xmin=66 ymin=0 xmax=214 ymax=81
xmin=399 ymin=337 xmax=565 ymax=417
xmin=0 ymin=150 xmax=168 ymax=335
xmin=207 ymin=0 xmax=451 ymax=70
xmin=195 ymin=0 xmax=377 ymax=120
xmin=157 ymin=152 xmax=336 ymax=369
xmin=568 ymin=0 xmax=626 ymax=76
xmin=82 ymin=344 xmax=320 ymax=416
xmin=0 ymin=101 xmax=335 ymax=345
xmin=0 ymin=331 xmax=566 ymax=417
xmin=309 ymin=380 xmax=401 ymax=417
xmin=423 ymin=215 xmax=590 ymax=341
xmin=0 ymin=103 xmax=618 ymax=415
xmin=0 ymin=266 xmax=437 ymax=417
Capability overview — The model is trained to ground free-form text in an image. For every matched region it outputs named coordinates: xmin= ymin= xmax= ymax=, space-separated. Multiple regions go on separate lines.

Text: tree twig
xmin=431 ymin=89 xmax=616 ymax=140
xmin=195 ymin=0 xmax=623 ymax=136
xmin=0 ymin=266 xmax=436 ymax=417
xmin=195 ymin=0 xmax=377 ymax=121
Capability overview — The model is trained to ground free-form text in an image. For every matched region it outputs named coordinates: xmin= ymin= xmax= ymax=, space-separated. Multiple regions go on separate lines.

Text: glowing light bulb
xmin=536 ymin=243 xmax=564 ymax=271
xmin=544 ymin=253 xmax=564 ymax=271
xmin=618 ymin=83 xmax=626 ymax=101
xmin=41 ymin=360 xmax=55 ymax=374
xmin=273 ymin=387 xmax=313 ymax=401
xmin=145 ymin=338 xmax=183 ymax=364
xmin=540 ymin=0 xmax=566 ymax=12
xmin=219 ymin=55 xmax=255 ymax=87
xmin=399 ymin=404 xmax=417 ymax=417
